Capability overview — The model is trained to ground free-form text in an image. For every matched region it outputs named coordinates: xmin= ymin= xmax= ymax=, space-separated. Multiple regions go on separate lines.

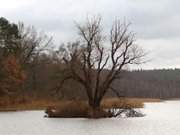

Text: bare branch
xmin=57 ymin=17 xmax=146 ymax=109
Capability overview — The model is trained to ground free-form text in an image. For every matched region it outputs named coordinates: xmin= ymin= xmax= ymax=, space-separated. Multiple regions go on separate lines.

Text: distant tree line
xmin=117 ymin=69 xmax=180 ymax=99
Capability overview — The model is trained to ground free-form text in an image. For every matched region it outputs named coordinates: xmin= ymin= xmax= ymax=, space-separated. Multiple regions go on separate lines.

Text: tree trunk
xmin=89 ymin=98 xmax=101 ymax=109
xmin=93 ymin=100 xmax=101 ymax=109
xmin=88 ymin=98 xmax=101 ymax=109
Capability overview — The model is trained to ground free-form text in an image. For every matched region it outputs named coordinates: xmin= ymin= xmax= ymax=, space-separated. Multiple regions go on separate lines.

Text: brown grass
xmin=102 ymin=98 xmax=160 ymax=109
xmin=46 ymin=101 xmax=90 ymax=118
xmin=0 ymin=96 xmax=160 ymax=111
xmin=102 ymin=98 xmax=143 ymax=109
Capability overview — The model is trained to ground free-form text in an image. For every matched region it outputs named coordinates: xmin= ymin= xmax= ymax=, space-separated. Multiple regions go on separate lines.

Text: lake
xmin=0 ymin=101 xmax=180 ymax=135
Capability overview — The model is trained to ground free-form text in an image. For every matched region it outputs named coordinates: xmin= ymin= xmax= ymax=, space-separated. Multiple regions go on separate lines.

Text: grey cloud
xmin=2 ymin=0 xmax=180 ymax=40
xmin=0 ymin=0 xmax=180 ymax=69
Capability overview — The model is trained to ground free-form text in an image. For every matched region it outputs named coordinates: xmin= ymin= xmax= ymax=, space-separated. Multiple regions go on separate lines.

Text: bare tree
xmin=17 ymin=23 xmax=53 ymax=66
xmin=58 ymin=17 xmax=145 ymax=109
xmin=17 ymin=23 xmax=53 ymax=92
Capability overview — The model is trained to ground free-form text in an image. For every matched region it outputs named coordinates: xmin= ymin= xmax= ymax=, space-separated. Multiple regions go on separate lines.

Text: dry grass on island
xmin=0 ymin=96 xmax=160 ymax=112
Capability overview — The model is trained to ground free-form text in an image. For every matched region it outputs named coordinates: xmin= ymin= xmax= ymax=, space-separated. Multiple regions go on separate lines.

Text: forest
xmin=0 ymin=17 xmax=179 ymax=105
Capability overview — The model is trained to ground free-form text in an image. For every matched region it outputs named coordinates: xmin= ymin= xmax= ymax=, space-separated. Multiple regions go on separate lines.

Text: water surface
xmin=0 ymin=101 xmax=180 ymax=135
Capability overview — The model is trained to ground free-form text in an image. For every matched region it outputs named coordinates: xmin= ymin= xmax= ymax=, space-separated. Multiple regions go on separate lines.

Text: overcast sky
xmin=0 ymin=0 xmax=180 ymax=69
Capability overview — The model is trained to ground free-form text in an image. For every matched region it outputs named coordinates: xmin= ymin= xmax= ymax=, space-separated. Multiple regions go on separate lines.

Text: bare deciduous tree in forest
xmin=57 ymin=17 xmax=145 ymax=109
xmin=17 ymin=23 xmax=53 ymax=91
xmin=18 ymin=23 xmax=53 ymax=66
